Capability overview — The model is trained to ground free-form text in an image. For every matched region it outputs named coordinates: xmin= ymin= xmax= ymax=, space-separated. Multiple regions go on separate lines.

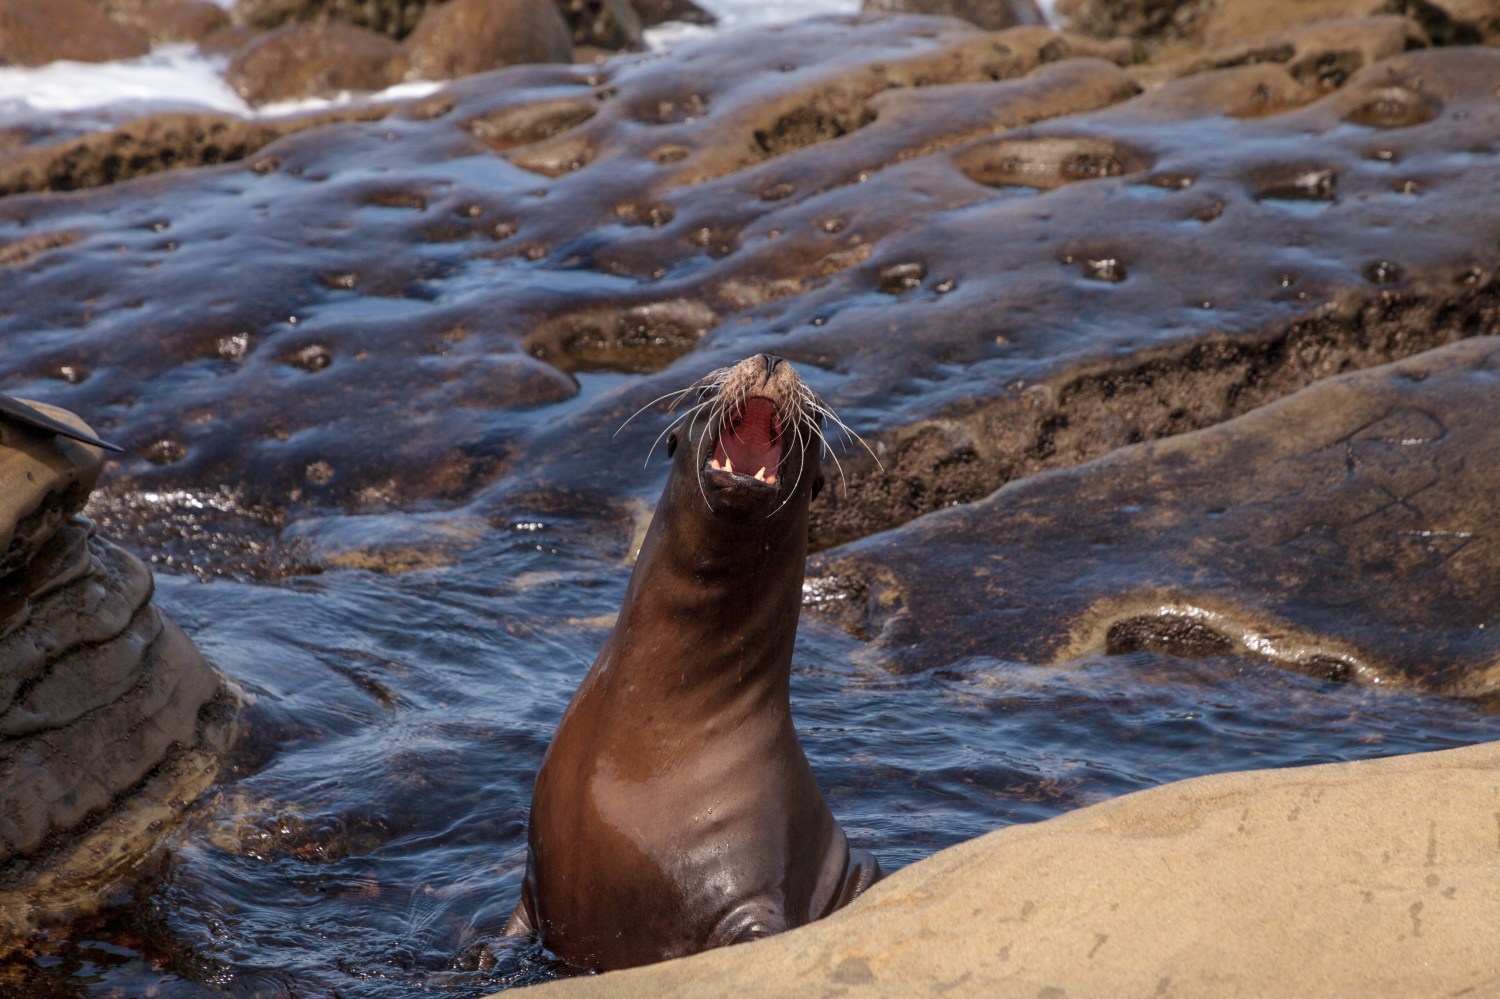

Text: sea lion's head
xmin=664 ymin=354 xmax=828 ymax=519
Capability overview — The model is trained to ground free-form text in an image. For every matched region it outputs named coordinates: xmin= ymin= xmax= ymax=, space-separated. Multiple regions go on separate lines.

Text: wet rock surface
xmin=813 ymin=337 xmax=1500 ymax=698
xmin=1059 ymin=0 xmax=1500 ymax=55
xmin=9 ymin=16 xmax=1499 ymax=583
xmin=862 ymin=0 xmax=1045 ymax=30
xmin=0 ymin=404 xmax=234 ymax=941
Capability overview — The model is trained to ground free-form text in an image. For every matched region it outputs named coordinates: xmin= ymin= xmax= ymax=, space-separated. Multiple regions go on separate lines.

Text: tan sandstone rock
xmin=515 ymin=739 xmax=1500 ymax=998
xmin=226 ymin=19 xmax=407 ymax=106
xmin=403 ymin=0 xmax=574 ymax=82
xmin=0 ymin=0 xmax=149 ymax=66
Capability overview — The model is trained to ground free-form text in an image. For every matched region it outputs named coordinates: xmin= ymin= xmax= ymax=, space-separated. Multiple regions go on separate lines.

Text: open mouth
xmin=707 ymin=396 xmax=783 ymax=487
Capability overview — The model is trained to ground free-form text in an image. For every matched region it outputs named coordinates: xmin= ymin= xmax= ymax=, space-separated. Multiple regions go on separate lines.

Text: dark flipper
xmin=0 ymin=393 xmax=123 ymax=453
xmin=841 ymin=847 xmax=883 ymax=904
xmin=502 ymin=885 xmax=537 ymax=938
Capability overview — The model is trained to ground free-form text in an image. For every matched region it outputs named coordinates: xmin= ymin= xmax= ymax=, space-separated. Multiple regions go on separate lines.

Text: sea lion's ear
xmin=811 ymin=471 xmax=824 ymax=502
xmin=666 ymin=432 xmax=679 ymax=458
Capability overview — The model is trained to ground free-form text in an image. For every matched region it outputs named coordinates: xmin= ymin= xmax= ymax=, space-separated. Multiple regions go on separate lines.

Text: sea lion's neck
xmin=604 ymin=478 xmax=807 ymax=711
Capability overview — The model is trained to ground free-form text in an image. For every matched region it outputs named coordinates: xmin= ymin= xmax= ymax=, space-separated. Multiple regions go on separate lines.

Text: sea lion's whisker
xmin=805 ymin=399 xmax=883 ymax=472
xmin=616 ymin=386 xmax=696 ymax=438
xmin=768 ymin=417 xmax=812 ymax=518
xmin=646 ymin=398 xmax=713 ymax=467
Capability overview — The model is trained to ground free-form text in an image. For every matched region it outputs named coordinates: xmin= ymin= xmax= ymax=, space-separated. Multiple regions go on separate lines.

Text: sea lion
xmin=505 ymin=353 xmax=881 ymax=971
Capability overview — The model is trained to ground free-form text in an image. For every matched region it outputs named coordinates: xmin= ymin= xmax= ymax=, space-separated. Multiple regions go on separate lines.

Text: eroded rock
xmin=230 ymin=0 xmax=441 ymax=38
xmin=813 ymin=337 xmax=1500 ymax=698
xmin=1057 ymin=0 xmax=1500 ymax=55
xmin=226 ymin=19 xmax=407 ymax=105
xmin=403 ymin=0 xmax=573 ymax=82
xmin=95 ymin=0 xmax=230 ymax=44
xmin=629 ymin=0 xmax=712 ymax=27
xmin=0 ymin=404 xmax=234 ymax=940
xmin=862 ymin=0 xmax=1045 ymax=30
xmin=1 ymin=18 xmax=1499 ymax=581
xmin=0 ymin=0 xmax=149 ymax=66
xmin=557 ymin=0 xmax=646 ymax=51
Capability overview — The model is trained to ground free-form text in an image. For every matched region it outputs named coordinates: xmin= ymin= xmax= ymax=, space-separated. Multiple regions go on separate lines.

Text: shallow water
xmin=18 ymin=425 xmax=1500 ymax=998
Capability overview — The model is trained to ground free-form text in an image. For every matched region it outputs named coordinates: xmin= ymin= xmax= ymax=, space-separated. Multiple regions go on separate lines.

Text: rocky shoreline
xmin=3 ymin=0 xmax=1500 ymax=991
xmin=517 ymin=739 xmax=1500 ymax=998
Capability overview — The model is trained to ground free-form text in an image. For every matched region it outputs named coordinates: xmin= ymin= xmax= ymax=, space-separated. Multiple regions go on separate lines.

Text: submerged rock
xmin=0 ymin=402 xmax=234 ymax=941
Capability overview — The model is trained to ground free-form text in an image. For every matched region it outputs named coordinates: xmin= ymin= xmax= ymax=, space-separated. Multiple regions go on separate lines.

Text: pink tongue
xmin=714 ymin=396 xmax=782 ymax=476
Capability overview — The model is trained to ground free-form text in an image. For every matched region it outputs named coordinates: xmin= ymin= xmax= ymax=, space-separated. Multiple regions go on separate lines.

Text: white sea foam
xmin=0 ymin=0 xmax=1060 ymax=126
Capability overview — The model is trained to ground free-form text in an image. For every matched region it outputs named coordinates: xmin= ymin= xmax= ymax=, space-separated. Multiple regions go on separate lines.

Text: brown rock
xmin=226 ymin=20 xmax=406 ymax=105
xmin=513 ymin=741 xmax=1500 ymax=999
xmin=1058 ymin=0 xmax=1500 ymax=54
xmin=231 ymin=0 xmax=441 ymax=38
xmin=0 ymin=400 xmax=103 ymax=578
xmin=95 ymin=0 xmax=230 ymax=43
xmin=0 ymin=0 xmax=149 ymax=66
xmin=557 ymin=0 xmax=644 ymax=51
xmin=404 ymin=0 xmax=573 ymax=80
xmin=862 ymin=0 xmax=1045 ymax=30
xmin=1130 ymin=16 xmax=1426 ymax=94
xmin=629 ymin=0 xmax=712 ymax=27
xmin=815 ymin=336 xmax=1500 ymax=698
xmin=0 ymin=406 xmax=233 ymax=938
xmin=3 ymin=19 xmax=1500 ymax=581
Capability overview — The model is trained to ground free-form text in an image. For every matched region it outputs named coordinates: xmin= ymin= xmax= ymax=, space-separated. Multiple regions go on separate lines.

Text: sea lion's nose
xmin=762 ymin=354 xmax=783 ymax=379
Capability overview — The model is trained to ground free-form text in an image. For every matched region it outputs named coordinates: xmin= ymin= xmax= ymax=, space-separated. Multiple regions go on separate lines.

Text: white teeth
xmin=754 ymin=467 xmax=767 ymax=481
xmin=724 ymin=457 xmax=735 ymax=474
xmin=766 ymin=474 xmax=777 ymax=484
xmin=710 ymin=459 xmax=722 ymax=471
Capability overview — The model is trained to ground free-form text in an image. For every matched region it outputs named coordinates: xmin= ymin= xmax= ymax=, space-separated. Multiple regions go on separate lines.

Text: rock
xmin=3 ymin=18 xmax=1500 ymax=580
xmin=629 ymin=0 xmax=712 ymax=27
xmin=814 ymin=336 xmax=1500 ymax=697
xmin=94 ymin=0 xmax=230 ymax=43
xmin=0 ymin=114 xmax=285 ymax=196
xmin=514 ymin=740 xmax=1500 ymax=999
xmin=556 ymin=0 xmax=645 ymax=51
xmin=1057 ymin=0 xmax=1500 ymax=55
xmin=862 ymin=0 xmax=1045 ymax=30
xmin=0 ymin=403 xmax=234 ymax=939
xmin=226 ymin=20 xmax=407 ymax=105
xmin=230 ymin=0 xmax=441 ymax=39
xmin=403 ymin=0 xmax=573 ymax=81
xmin=1130 ymin=16 xmax=1426 ymax=93
xmin=0 ymin=400 xmax=103 ymax=578
xmin=0 ymin=0 xmax=149 ymax=66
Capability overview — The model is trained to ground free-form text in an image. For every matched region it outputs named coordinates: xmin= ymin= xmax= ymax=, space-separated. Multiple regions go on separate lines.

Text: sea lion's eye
xmin=666 ymin=432 xmax=679 ymax=458
xmin=811 ymin=472 xmax=824 ymax=501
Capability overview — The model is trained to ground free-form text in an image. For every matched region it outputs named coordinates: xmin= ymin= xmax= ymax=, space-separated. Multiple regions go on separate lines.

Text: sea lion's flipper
xmin=837 ymin=847 xmax=883 ymax=907
xmin=0 ymin=394 xmax=124 ymax=452
xmin=708 ymin=899 xmax=788 ymax=948
xmin=828 ymin=846 xmax=882 ymax=912
xmin=502 ymin=884 xmax=537 ymax=937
